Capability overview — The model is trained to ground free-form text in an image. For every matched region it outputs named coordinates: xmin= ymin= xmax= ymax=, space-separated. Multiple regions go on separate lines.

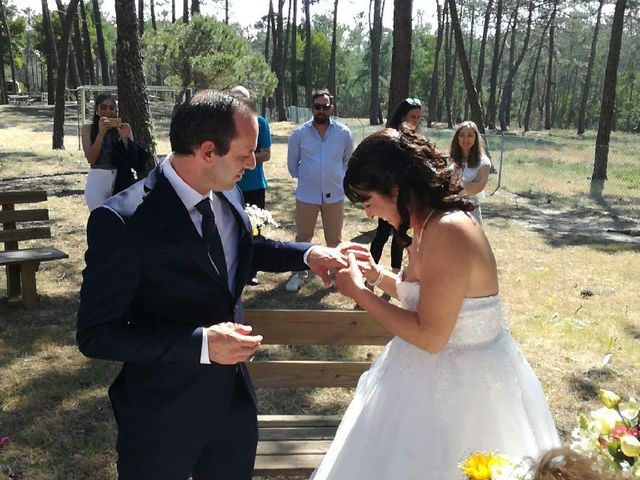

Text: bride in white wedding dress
xmin=311 ymin=127 xmax=560 ymax=480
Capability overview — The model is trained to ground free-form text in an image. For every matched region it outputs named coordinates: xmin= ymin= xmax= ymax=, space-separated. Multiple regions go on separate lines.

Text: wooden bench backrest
xmin=245 ymin=309 xmax=393 ymax=389
xmin=0 ymin=191 xmax=51 ymax=251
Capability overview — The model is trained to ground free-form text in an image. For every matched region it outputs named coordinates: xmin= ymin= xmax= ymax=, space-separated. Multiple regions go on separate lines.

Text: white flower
xmin=244 ymin=204 xmax=279 ymax=235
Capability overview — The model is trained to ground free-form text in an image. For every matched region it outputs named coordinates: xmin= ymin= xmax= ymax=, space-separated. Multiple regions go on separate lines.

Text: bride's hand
xmin=338 ymin=245 xmax=380 ymax=284
xmin=337 ymin=241 xmax=370 ymax=257
xmin=334 ymin=253 xmax=367 ymax=298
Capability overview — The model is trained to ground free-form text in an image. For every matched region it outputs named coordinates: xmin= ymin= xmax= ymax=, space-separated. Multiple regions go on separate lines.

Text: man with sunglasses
xmin=286 ymin=89 xmax=354 ymax=292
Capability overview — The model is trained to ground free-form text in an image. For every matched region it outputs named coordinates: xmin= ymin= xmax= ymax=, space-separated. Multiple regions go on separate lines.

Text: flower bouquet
xmin=571 ymin=388 xmax=640 ymax=477
xmin=459 ymin=451 xmax=533 ymax=480
xmin=244 ymin=204 xmax=279 ymax=236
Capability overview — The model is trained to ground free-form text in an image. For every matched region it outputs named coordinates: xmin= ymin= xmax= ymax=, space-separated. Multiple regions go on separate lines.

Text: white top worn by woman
xmin=461 ymin=154 xmax=491 ymax=206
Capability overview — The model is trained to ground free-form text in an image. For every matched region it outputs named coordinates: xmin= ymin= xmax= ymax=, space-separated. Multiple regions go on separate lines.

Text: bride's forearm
xmin=364 ymin=266 xmax=399 ymax=299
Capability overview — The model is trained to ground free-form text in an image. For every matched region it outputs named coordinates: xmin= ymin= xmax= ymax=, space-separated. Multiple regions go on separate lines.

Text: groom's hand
xmin=207 ymin=322 xmax=263 ymax=365
xmin=306 ymin=245 xmax=348 ymax=287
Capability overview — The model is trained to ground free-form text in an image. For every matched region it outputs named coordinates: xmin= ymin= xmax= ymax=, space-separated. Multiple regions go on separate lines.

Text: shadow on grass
xmin=0 ymin=290 xmax=119 ymax=479
xmin=1 ymin=170 xmax=86 ymax=182
xmin=565 ymin=368 xmax=616 ymax=401
xmin=484 ymin=192 xmax=640 ymax=253
xmin=0 ymin=172 xmax=85 ymax=199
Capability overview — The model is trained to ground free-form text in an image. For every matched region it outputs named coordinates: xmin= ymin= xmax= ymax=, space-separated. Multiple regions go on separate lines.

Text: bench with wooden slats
xmin=245 ymin=309 xmax=393 ymax=477
xmin=0 ymin=190 xmax=68 ymax=309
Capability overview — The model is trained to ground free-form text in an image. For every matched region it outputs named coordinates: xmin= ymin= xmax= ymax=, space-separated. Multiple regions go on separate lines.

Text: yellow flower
xmin=460 ymin=452 xmax=509 ymax=480
xmin=621 ymin=434 xmax=640 ymax=458
xmin=599 ymin=388 xmax=622 ymax=409
xmin=591 ymin=407 xmax=622 ymax=435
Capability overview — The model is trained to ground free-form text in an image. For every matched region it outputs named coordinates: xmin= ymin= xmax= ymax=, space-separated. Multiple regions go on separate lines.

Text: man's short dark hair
xmin=312 ymin=89 xmax=333 ymax=105
xmin=169 ymin=90 xmax=256 ymax=156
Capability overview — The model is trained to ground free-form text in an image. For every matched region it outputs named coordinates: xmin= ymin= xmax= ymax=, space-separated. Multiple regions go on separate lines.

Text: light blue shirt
xmin=287 ymin=117 xmax=354 ymax=205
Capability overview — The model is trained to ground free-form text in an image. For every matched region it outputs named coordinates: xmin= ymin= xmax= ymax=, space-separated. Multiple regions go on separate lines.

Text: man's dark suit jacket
xmin=76 ymin=165 xmax=311 ymax=474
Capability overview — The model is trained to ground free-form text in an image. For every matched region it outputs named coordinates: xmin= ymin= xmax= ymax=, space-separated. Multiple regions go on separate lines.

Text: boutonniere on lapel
xmin=244 ymin=204 xmax=279 ymax=237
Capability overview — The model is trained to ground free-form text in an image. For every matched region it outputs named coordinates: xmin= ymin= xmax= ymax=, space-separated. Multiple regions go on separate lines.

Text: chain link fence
xmin=337 ymin=119 xmax=639 ymax=223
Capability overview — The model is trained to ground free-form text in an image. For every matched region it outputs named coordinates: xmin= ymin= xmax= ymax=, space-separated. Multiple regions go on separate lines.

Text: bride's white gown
xmin=311 ymin=279 xmax=560 ymax=479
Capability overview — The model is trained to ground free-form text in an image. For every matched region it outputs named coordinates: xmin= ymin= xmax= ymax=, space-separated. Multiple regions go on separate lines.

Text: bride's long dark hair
xmin=344 ymin=126 xmax=474 ymax=247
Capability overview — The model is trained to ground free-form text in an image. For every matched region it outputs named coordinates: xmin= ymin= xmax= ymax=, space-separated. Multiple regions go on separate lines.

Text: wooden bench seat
xmin=0 ymin=190 xmax=68 ymax=308
xmin=245 ymin=309 xmax=393 ymax=478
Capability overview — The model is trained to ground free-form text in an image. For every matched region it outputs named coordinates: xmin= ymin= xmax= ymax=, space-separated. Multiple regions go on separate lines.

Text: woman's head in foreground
xmin=533 ymin=448 xmax=622 ymax=480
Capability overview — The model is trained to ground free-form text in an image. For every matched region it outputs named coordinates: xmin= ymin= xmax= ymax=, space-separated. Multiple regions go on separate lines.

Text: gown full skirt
xmin=311 ymin=281 xmax=560 ymax=480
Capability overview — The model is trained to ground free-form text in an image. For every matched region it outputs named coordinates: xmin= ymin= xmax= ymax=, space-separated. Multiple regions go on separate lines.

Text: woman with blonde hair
xmin=449 ymin=120 xmax=491 ymax=224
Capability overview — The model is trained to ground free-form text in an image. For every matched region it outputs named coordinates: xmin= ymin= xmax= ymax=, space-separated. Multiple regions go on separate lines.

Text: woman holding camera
xmin=82 ymin=93 xmax=135 ymax=211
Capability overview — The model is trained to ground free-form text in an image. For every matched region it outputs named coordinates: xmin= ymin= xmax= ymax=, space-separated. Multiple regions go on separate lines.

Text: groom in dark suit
xmin=77 ymin=90 xmax=347 ymax=479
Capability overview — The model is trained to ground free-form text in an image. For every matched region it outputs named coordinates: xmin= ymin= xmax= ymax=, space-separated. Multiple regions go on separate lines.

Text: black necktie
xmin=195 ymin=198 xmax=228 ymax=285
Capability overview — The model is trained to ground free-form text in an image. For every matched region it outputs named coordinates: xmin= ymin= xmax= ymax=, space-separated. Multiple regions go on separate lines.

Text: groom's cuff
xmin=303 ymin=246 xmax=314 ymax=266
xmin=200 ymin=328 xmax=211 ymax=364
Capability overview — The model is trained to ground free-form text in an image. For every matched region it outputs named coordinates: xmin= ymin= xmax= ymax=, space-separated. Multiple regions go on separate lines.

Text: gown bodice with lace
xmin=311 ymin=279 xmax=560 ymax=480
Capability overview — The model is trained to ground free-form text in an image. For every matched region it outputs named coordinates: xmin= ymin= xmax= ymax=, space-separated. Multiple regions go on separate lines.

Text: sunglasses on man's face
xmin=313 ymin=104 xmax=332 ymax=111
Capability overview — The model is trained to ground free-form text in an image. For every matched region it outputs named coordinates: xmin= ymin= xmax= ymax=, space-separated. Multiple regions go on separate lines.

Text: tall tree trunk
xmin=115 ymin=0 xmax=156 ymax=166
xmin=283 ymin=0 xmax=291 ymax=105
xmin=73 ymin=5 xmax=86 ymax=84
xmin=0 ymin=0 xmax=17 ymax=87
xmin=592 ymin=0 xmax=626 ymax=191
xmin=53 ymin=0 xmax=80 ymax=149
xmin=150 ymin=0 xmax=157 ymax=30
xmin=224 ymin=0 xmax=229 ymax=24
xmin=172 ymin=0 xmax=176 ymax=23
xmin=427 ymin=0 xmax=443 ymax=127
xmin=290 ymin=0 xmax=298 ymax=106
xmin=303 ymin=0 xmax=312 ymax=105
xmin=464 ymin=3 xmax=475 ymax=120
xmin=544 ymin=0 xmax=557 ymax=130
xmin=56 ymin=0 xmax=81 ymax=89
xmin=448 ymin=0 xmax=484 ymax=132
xmin=183 ymin=0 xmax=189 ymax=23
xmin=328 ymin=0 xmax=339 ymax=104
xmin=0 ymin=50 xmax=6 ymax=104
xmin=487 ymin=0 xmax=503 ymax=129
xmin=80 ymin=1 xmax=96 ymax=84
xmin=273 ymin=0 xmax=286 ymax=121
xmin=498 ymin=1 xmax=533 ymax=131
xmin=138 ymin=0 xmax=144 ymax=37
xmin=577 ymin=0 xmax=604 ymax=136
xmin=475 ymin=0 xmax=494 ymax=107
xmin=191 ymin=0 xmax=200 ymax=16
xmin=369 ymin=0 xmax=383 ymax=125
xmin=25 ymin=31 xmax=32 ymax=91
xmin=42 ymin=0 xmax=58 ymax=103
xmin=92 ymin=0 xmax=111 ymax=85
xmin=263 ymin=0 xmax=273 ymax=118
xmin=149 ymin=0 xmax=161 ymax=85
xmin=387 ymin=0 xmax=413 ymax=122
xmin=443 ymin=3 xmax=453 ymax=127
xmin=523 ymin=18 xmax=549 ymax=132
